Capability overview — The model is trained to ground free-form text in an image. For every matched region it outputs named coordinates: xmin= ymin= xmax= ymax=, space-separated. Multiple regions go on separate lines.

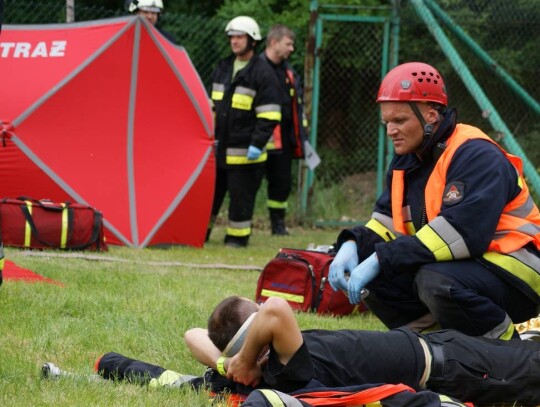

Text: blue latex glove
xmin=328 ymin=241 xmax=359 ymax=292
xmin=347 ymin=252 xmax=380 ymax=304
xmin=247 ymin=145 xmax=262 ymax=160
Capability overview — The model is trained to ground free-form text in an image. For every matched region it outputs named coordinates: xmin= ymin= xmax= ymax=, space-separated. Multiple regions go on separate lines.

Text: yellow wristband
xmin=216 ymin=356 xmax=227 ymax=377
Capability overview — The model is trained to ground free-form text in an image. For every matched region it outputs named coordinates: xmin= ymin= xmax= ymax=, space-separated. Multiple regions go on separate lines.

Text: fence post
xmin=66 ymin=0 xmax=75 ymax=23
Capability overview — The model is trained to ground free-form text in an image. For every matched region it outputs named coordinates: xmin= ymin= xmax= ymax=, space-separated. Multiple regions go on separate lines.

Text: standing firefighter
xmin=329 ymin=62 xmax=540 ymax=339
xmin=206 ymin=16 xmax=281 ymax=248
xmin=126 ymin=0 xmax=176 ymax=43
xmin=260 ymin=24 xmax=309 ymax=235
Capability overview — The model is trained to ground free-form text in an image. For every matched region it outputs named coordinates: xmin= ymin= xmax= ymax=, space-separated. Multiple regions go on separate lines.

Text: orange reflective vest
xmin=391 ymin=124 xmax=540 ymax=294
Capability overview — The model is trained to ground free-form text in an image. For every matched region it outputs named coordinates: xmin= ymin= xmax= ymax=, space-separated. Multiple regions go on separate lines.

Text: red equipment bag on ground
xmin=0 ymin=197 xmax=107 ymax=251
xmin=255 ymin=248 xmax=364 ymax=316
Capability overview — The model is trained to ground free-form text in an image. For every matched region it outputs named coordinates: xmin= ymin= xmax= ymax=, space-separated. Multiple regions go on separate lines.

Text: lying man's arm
xmin=184 ymin=327 xmax=222 ymax=371
xmin=226 ymin=297 xmax=303 ymax=387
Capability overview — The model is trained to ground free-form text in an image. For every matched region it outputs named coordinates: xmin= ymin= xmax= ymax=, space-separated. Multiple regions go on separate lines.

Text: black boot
xmin=270 ymin=209 xmax=289 ymax=236
xmin=224 ymin=235 xmax=249 ymax=248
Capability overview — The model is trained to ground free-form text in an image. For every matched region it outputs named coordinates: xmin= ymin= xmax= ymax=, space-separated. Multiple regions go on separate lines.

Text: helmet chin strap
xmin=408 ymin=102 xmax=439 ymax=160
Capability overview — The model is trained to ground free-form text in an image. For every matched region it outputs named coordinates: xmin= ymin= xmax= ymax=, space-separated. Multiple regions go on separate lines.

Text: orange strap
xmin=391 ymin=170 xmax=408 ymax=235
xmin=285 ymin=68 xmax=303 ymax=158
xmin=295 ymin=383 xmax=414 ymax=405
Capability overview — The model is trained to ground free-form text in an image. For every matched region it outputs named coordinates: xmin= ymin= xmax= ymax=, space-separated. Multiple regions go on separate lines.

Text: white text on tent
xmin=0 ymin=41 xmax=67 ymax=58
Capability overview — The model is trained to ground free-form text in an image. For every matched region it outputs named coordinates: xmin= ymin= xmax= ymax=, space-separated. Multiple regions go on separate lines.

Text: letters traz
xmin=0 ymin=41 xmax=67 ymax=58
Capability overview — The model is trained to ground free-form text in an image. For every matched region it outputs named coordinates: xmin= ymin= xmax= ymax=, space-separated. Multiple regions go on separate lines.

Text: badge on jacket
xmin=443 ymin=181 xmax=464 ymax=205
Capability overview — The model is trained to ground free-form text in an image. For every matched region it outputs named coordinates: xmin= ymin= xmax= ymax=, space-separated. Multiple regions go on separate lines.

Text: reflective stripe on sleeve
xmin=416 ymin=216 xmax=470 ymax=261
xmin=371 ymin=212 xmax=400 ymax=236
xmin=366 ymin=218 xmax=395 ymax=242
xmin=256 ymin=103 xmax=281 ymax=121
xmin=211 ymin=83 xmax=225 ymax=101
xmin=226 ymin=148 xmax=267 ymax=165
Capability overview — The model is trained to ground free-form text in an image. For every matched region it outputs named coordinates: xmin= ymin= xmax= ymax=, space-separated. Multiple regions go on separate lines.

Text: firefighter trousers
xmin=266 ymin=140 xmax=293 ymax=208
xmin=422 ymin=329 xmax=540 ymax=404
xmin=364 ymin=259 xmax=538 ymax=337
xmin=211 ymin=164 xmax=265 ymax=245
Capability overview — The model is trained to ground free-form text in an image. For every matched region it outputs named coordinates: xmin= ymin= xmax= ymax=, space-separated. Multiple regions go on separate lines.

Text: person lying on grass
xmin=184 ymin=295 xmax=540 ymax=406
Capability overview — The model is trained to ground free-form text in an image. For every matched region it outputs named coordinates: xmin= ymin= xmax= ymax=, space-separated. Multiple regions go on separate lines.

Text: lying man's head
xmin=208 ymin=296 xmax=259 ymax=353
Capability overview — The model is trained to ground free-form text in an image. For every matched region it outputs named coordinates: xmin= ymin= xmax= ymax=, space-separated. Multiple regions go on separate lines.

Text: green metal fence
xmin=307 ymin=0 xmax=539 ymax=225
xmin=4 ymin=0 xmax=539 ymax=225
xmin=304 ymin=4 xmax=392 ymax=224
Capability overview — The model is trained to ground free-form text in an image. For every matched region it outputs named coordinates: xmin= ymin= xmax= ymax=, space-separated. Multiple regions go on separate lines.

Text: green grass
xmin=0 ymin=225 xmax=385 ymax=406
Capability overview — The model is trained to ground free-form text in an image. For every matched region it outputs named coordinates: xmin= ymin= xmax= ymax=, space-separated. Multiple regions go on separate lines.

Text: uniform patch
xmin=443 ymin=181 xmax=464 ymax=205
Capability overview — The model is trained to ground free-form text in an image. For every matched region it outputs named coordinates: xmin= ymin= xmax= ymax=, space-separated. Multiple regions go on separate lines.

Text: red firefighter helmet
xmin=377 ymin=62 xmax=447 ymax=106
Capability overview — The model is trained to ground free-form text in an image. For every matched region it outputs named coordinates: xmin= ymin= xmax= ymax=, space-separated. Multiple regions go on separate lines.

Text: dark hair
xmin=266 ymin=24 xmax=295 ymax=47
xmin=207 ymin=296 xmax=258 ymax=351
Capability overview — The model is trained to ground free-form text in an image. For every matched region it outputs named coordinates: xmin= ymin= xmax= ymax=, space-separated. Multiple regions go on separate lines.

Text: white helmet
xmin=225 ymin=16 xmax=261 ymax=41
xmin=128 ymin=0 xmax=163 ymax=13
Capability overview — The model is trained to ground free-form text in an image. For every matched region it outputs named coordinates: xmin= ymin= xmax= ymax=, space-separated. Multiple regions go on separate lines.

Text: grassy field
xmin=0 ymin=225 xmax=385 ymax=406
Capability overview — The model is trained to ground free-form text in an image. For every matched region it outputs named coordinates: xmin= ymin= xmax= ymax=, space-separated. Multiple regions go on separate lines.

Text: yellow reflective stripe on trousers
xmin=152 ymin=370 xmax=182 ymax=388
xmin=61 ymin=204 xmax=68 ymax=249
xmin=226 ymin=226 xmax=251 ymax=238
xmin=267 ymin=199 xmax=288 ymax=209
xmin=499 ymin=320 xmax=516 ymax=341
xmin=259 ymin=389 xmax=286 ymax=406
xmin=261 ymin=289 xmax=304 ymax=303
xmin=24 ymin=201 xmax=33 ymax=247
xmin=416 ymin=225 xmax=453 ymax=261
xmin=365 ymin=218 xmax=395 ymax=241
xmin=439 ymin=394 xmax=468 ymax=406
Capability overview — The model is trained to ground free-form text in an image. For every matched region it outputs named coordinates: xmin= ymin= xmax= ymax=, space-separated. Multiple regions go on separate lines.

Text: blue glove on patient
xmin=328 ymin=241 xmax=359 ymax=292
xmin=347 ymin=252 xmax=380 ymax=304
xmin=247 ymin=145 xmax=262 ymax=160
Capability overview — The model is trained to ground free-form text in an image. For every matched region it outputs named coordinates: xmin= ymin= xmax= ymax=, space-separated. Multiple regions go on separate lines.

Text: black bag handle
xmin=20 ymin=202 xmax=72 ymax=248
xmin=17 ymin=197 xmax=71 ymax=211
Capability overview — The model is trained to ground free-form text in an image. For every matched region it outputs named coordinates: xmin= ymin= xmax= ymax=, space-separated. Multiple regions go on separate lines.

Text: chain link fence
xmin=309 ymin=0 xmax=539 ymax=223
xmin=307 ymin=14 xmax=387 ymax=222
xmin=401 ymin=0 xmax=539 ymax=171
xmin=4 ymin=0 xmax=539 ymax=224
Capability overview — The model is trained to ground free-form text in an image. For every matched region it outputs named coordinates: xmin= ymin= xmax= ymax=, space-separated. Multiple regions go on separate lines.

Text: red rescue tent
xmin=0 ymin=16 xmax=215 ymax=248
